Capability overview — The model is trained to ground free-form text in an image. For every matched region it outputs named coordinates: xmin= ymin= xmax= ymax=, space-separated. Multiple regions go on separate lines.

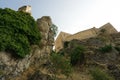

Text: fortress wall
xmin=55 ymin=35 xmax=63 ymax=52
xmin=55 ymin=32 xmax=71 ymax=52
xmin=99 ymin=23 xmax=118 ymax=34
xmin=54 ymin=23 xmax=118 ymax=52
xmin=65 ymin=27 xmax=98 ymax=41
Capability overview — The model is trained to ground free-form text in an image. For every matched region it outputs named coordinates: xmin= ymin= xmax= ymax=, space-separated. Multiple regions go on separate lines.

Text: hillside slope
xmin=58 ymin=32 xmax=120 ymax=80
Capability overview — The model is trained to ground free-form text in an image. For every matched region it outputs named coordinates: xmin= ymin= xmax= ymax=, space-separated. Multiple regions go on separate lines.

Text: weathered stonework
xmin=55 ymin=23 xmax=118 ymax=52
xmin=55 ymin=32 xmax=71 ymax=51
xmin=18 ymin=5 xmax=31 ymax=15
xmin=65 ymin=27 xmax=98 ymax=41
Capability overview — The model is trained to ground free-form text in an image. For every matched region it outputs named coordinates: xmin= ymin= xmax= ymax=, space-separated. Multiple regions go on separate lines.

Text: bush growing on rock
xmin=70 ymin=45 xmax=85 ymax=66
xmin=115 ymin=46 xmax=120 ymax=52
xmin=0 ymin=8 xmax=41 ymax=57
xmin=90 ymin=68 xmax=114 ymax=80
xmin=50 ymin=51 xmax=72 ymax=77
xmin=99 ymin=44 xmax=112 ymax=53
xmin=50 ymin=24 xmax=58 ymax=37
xmin=64 ymin=41 xmax=69 ymax=48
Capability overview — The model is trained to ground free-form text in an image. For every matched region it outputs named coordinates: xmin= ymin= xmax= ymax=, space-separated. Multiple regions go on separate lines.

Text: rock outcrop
xmin=37 ymin=16 xmax=54 ymax=53
xmin=0 ymin=16 xmax=54 ymax=80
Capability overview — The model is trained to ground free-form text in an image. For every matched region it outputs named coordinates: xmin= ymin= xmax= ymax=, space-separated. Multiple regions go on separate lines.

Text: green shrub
xmin=115 ymin=46 xmax=120 ymax=52
xmin=0 ymin=8 xmax=41 ymax=57
xmin=70 ymin=45 xmax=85 ymax=66
xmin=99 ymin=44 xmax=112 ymax=53
xmin=50 ymin=24 xmax=58 ymax=37
xmin=100 ymin=29 xmax=106 ymax=33
xmin=0 ymin=70 xmax=4 ymax=75
xmin=90 ymin=68 xmax=114 ymax=80
xmin=50 ymin=52 xmax=72 ymax=77
xmin=64 ymin=41 xmax=69 ymax=48
xmin=59 ymin=50 xmax=65 ymax=56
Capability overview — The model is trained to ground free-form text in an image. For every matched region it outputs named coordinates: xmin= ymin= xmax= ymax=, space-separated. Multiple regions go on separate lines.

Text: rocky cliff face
xmin=37 ymin=16 xmax=54 ymax=53
xmin=0 ymin=16 xmax=54 ymax=80
xmin=60 ymin=32 xmax=120 ymax=80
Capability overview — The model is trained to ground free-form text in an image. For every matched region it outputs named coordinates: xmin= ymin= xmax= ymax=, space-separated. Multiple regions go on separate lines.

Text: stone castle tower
xmin=18 ymin=5 xmax=31 ymax=15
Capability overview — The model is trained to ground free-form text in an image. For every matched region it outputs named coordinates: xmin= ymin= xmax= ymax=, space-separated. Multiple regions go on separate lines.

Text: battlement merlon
xmin=18 ymin=5 xmax=31 ymax=15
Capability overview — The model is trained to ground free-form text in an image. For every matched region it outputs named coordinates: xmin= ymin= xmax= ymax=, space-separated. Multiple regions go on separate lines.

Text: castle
xmin=17 ymin=5 xmax=118 ymax=52
xmin=55 ymin=23 xmax=118 ymax=52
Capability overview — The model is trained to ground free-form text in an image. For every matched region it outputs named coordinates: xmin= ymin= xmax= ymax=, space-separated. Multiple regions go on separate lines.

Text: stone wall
xmin=55 ymin=27 xmax=98 ymax=52
xmin=65 ymin=27 xmax=98 ymax=41
xmin=55 ymin=23 xmax=118 ymax=52
xmin=54 ymin=28 xmax=99 ymax=52
xmin=55 ymin=32 xmax=71 ymax=52
xmin=99 ymin=23 xmax=118 ymax=34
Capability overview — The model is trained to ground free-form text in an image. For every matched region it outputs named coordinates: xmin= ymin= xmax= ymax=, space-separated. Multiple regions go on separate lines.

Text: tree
xmin=50 ymin=24 xmax=58 ymax=37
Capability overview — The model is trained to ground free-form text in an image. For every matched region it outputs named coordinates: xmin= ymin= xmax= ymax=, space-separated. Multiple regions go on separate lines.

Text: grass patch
xmin=99 ymin=44 xmax=112 ymax=53
xmin=90 ymin=68 xmax=114 ymax=80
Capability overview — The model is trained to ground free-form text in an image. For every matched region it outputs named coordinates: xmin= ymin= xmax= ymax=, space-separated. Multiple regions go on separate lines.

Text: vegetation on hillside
xmin=50 ymin=24 xmax=58 ymax=37
xmin=50 ymin=45 xmax=85 ymax=78
xmin=54 ymin=32 xmax=120 ymax=80
xmin=70 ymin=45 xmax=85 ymax=66
xmin=99 ymin=44 xmax=112 ymax=53
xmin=0 ymin=8 xmax=41 ymax=57
xmin=90 ymin=68 xmax=114 ymax=80
xmin=50 ymin=51 xmax=72 ymax=77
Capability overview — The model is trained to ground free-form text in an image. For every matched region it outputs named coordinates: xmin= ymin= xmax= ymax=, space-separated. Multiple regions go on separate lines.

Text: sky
xmin=0 ymin=0 xmax=120 ymax=35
